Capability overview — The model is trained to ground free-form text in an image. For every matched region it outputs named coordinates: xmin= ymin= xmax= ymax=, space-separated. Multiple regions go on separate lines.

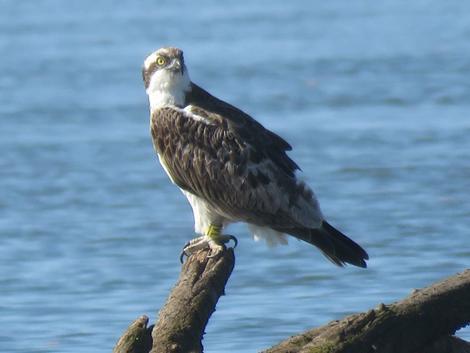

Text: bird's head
xmin=142 ymin=47 xmax=191 ymax=109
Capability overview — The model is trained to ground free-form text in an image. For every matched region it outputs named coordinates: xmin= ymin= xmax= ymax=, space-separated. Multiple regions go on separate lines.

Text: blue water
xmin=1 ymin=1 xmax=469 ymax=352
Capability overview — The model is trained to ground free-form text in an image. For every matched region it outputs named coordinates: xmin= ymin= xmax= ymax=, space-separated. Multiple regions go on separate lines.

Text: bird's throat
xmin=147 ymin=70 xmax=191 ymax=111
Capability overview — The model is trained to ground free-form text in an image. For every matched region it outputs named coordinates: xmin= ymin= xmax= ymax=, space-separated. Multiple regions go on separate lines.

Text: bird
xmin=142 ymin=47 xmax=368 ymax=268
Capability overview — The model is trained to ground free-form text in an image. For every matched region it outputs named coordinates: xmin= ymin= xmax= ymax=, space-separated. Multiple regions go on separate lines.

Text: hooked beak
xmin=168 ymin=58 xmax=183 ymax=74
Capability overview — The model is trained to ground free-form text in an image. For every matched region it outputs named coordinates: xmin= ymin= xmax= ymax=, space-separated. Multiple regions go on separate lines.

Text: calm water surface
xmin=1 ymin=1 xmax=469 ymax=352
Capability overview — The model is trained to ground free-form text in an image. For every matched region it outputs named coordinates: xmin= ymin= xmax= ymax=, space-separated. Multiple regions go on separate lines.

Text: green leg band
xmin=206 ymin=224 xmax=222 ymax=240
xmin=205 ymin=224 xmax=238 ymax=248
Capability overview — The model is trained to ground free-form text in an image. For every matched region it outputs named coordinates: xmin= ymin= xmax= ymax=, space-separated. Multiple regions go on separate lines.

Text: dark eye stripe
xmin=142 ymin=54 xmax=170 ymax=89
xmin=147 ymin=62 xmax=158 ymax=74
xmin=143 ymin=61 xmax=159 ymax=89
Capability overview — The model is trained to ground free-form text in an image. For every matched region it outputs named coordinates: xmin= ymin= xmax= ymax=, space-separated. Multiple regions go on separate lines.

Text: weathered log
xmin=151 ymin=248 xmax=235 ymax=353
xmin=420 ymin=336 xmax=470 ymax=353
xmin=263 ymin=269 xmax=470 ymax=353
xmin=113 ymin=248 xmax=235 ymax=353
xmin=113 ymin=315 xmax=153 ymax=353
xmin=113 ymin=249 xmax=468 ymax=353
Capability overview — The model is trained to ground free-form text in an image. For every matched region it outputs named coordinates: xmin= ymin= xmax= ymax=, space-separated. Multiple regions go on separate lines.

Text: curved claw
xmin=179 ymin=234 xmax=238 ymax=263
xmin=228 ymin=235 xmax=238 ymax=248
xmin=179 ymin=251 xmax=187 ymax=264
xmin=179 ymin=241 xmax=190 ymax=264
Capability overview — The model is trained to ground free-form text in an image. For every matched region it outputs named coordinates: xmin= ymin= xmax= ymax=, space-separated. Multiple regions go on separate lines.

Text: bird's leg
xmin=180 ymin=224 xmax=238 ymax=263
xmin=206 ymin=224 xmax=229 ymax=257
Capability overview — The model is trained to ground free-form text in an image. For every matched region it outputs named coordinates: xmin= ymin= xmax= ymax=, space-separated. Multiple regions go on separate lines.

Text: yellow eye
xmin=156 ymin=56 xmax=166 ymax=66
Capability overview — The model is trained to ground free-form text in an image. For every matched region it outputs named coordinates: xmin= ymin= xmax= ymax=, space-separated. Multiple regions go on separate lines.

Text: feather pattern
xmin=144 ymin=46 xmax=368 ymax=267
xmin=150 ymin=84 xmax=323 ymax=232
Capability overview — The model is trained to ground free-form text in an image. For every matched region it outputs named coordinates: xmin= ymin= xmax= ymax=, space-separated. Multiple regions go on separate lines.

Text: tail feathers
xmin=291 ymin=221 xmax=369 ymax=268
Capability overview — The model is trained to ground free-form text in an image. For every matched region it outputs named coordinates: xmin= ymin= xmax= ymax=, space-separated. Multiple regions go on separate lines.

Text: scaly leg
xmin=180 ymin=224 xmax=238 ymax=263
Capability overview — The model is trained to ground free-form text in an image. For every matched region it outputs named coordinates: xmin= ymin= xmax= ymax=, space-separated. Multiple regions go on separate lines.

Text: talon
xmin=216 ymin=234 xmax=238 ymax=248
xmin=179 ymin=225 xmax=238 ymax=263
xmin=179 ymin=240 xmax=191 ymax=264
xmin=228 ymin=235 xmax=238 ymax=248
xmin=180 ymin=250 xmax=187 ymax=264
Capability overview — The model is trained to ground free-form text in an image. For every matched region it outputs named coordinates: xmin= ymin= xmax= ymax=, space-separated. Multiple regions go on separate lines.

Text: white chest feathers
xmin=146 ymin=68 xmax=191 ymax=111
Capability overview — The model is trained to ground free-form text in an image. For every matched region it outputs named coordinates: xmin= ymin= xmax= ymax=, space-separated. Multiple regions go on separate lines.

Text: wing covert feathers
xmin=150 ymin=82 xmax=368 ymax=268
xmin=150 ymin=90 xmax=319 ymax=229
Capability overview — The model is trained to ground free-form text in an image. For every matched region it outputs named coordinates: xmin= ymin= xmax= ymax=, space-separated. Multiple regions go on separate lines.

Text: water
xmin=1 ymin=0 xmax=469 ymax=352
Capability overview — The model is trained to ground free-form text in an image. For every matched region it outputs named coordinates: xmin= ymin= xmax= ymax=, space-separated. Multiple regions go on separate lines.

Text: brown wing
xmin=150 ymin=89 xmax=321 ymax=229
xmin=186 ymin=83 xmax=300 ymax=177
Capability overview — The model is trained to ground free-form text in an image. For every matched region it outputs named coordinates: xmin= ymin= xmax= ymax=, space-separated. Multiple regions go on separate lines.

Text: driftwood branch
xmin=264 ymin=269 xmax=470 ymax=353
xmin=113 ymin=315 xmax=153 ymax=353
xmin=113 ymin=248 xmax=235 ymax=353
xmin=150 ymin=248 xmax=235 ymax=353
xmin=113 ymin=248 xmax=469 ymax=353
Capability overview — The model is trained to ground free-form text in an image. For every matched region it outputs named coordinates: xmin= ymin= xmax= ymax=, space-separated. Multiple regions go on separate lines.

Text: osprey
xmin=142 ymin=47 xmax=368 ymax=268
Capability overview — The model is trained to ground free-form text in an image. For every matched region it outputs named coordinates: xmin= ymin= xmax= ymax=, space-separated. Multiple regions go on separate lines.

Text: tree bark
xmin=150 ymin=248 xmax=235 ymax=353
xmin=263 ymin=269 xmax=470 ymax=353
xmin=113 ymin=251 xmax=469 ymax=353
xmin=113 ymin=315 xmax=153 ymax=353
xmin=113 ymin=248 xmax=235 ymax=353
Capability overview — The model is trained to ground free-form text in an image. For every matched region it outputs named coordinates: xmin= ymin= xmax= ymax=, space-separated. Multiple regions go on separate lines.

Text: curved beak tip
xmin=169 ymin=59 xmax=182 ymax=73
